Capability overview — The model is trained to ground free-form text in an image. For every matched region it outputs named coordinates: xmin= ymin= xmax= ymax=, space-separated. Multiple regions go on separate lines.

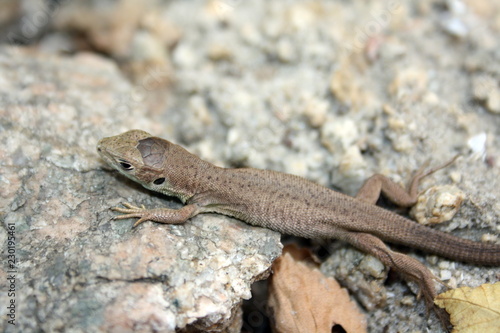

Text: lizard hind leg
xmin=335 ymin=230 xmax=452 ymax=330
xmin=355 ymin=155 xmax=459 ymax=207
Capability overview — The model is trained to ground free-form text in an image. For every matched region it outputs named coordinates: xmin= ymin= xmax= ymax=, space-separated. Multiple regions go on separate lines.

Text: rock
xmin=321 ymin=247 xmax=387 ymax=312
xmin=0 ymin=48 xmax=282 ymax=333
xmin=471 ymin=74 xmax=500 ymax=114
xmin=50 ymin=0 xmax=179 ymax=86
xmin=410 ymin=185 xmax=466 ymax=225
xmin=0 ymin=0 xmax=20 ymax=29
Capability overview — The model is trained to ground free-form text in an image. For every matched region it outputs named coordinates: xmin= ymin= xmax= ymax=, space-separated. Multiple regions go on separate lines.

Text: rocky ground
xmin=1 ymin=0 xmax=499 ymax=332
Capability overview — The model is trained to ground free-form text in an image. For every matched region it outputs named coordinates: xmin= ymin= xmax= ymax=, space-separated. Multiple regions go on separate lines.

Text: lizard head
xmin=97 ymin=129 xmax=154 ymax=181
xmin=97 ymin=129 xmax=200 ymax=201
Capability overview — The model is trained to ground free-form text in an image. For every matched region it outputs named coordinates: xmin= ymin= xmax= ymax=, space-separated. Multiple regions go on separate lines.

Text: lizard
xmin=97 ymin=129 xmax=500 ymax=326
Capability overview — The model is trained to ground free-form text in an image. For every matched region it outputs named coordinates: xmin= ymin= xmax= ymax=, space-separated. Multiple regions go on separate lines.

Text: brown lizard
xmin=97 ymin=129 xmax=500 ymax=326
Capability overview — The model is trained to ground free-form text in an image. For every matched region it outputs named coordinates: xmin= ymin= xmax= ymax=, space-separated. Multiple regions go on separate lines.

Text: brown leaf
xmin=435 ymin=282 xmax=500 ymax=333
xmin=268 ymin=245 xmax=367 ymax=333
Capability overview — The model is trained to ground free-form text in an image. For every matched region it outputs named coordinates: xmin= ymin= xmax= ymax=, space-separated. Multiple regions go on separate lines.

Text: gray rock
xmin=0 ymin=47 xmax=282 ymax=333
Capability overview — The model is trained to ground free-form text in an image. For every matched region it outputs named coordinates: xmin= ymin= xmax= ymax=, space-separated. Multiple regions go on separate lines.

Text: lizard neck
xmin=154 ymin=150 xmax=218 ymax=203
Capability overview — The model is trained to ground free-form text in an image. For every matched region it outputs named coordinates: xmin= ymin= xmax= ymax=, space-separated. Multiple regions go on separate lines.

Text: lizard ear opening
xmin=153 ymin=177 xmax=165 ymax=185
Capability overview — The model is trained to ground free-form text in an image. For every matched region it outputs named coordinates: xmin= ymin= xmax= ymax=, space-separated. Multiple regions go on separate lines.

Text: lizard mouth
xmin=96 ymin=139 xmax=108 ymax=158
xmin=96 ymin=140 xmax=117 ymax=169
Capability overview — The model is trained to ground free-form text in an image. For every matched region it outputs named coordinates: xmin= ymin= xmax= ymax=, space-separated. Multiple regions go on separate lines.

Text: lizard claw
xmin=110 ymin=202 xmax=151 ymax=227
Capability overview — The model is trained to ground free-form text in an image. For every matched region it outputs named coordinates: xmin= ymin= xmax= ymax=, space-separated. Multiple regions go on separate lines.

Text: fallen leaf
xmin=435 ymin=282 xmax=500 ymax=333
xmin=268 ymin=245 xmax=367 ymax=333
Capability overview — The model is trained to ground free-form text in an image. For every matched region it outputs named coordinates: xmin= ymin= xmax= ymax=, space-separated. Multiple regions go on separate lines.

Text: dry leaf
xmin=435 ymin=282 xmax=500 ymax=333
xmin=268 ymin=245 xmax=367 ymax=333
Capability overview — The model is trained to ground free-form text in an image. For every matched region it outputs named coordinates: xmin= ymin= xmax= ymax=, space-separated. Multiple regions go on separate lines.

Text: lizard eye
xmin=153 ymin=177 xmax=165 ymax=185
xmin=118 ymin=160 xmax=134 ymax=171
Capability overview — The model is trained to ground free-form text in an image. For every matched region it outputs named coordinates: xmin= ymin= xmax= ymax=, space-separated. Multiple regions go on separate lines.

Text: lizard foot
xmin=111 ymin=202 xmax=151 ymax=227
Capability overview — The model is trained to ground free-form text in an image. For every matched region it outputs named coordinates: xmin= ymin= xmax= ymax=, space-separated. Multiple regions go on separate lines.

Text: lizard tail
xmin=374 ymin=216 xmax=500 ymax=266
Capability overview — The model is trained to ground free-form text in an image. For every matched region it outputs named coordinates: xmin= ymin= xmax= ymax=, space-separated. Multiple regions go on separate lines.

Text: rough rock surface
xmin=0 ymin=48 xmax=281 ymax=333
xmin=1 ymin=0 xmax=500 ymax=332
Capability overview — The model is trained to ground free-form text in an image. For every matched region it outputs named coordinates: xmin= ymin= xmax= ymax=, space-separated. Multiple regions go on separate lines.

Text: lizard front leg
xmin=111 ymin=202 xmax=200 ymax=227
